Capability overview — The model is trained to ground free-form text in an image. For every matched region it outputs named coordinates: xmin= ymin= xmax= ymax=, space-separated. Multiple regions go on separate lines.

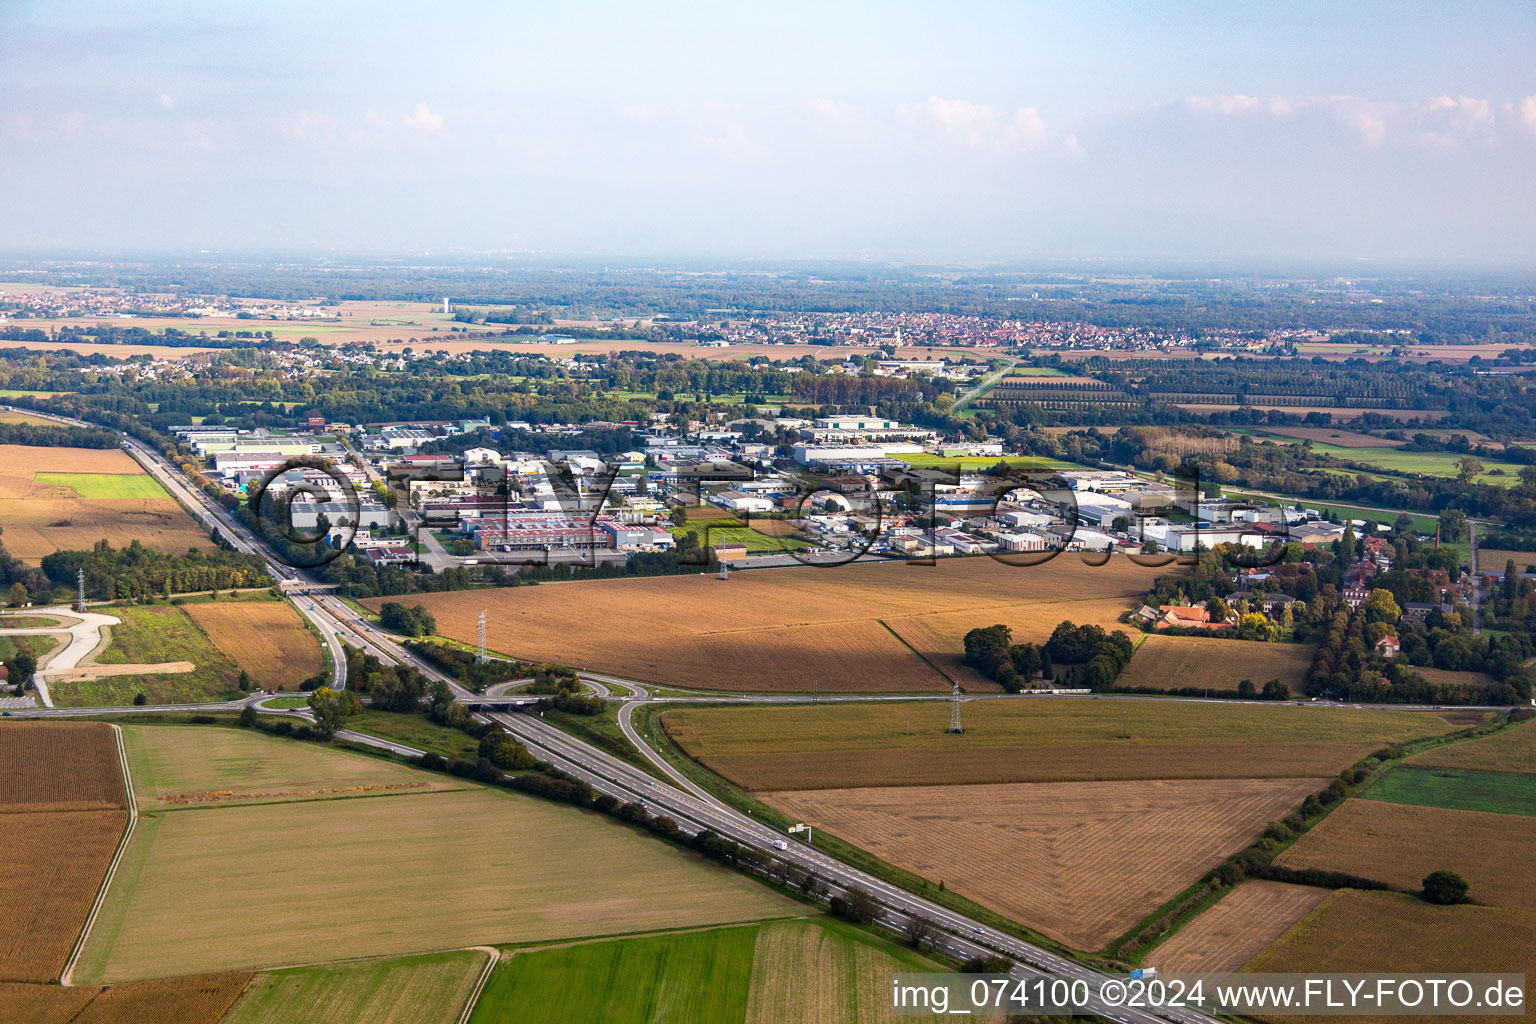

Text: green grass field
xmin=259 ymin=696 xmax=310 ymax=710
xmin=345 ymin=710 xmax=481 ymax=762
xmin=470 ymin=926 xmax=757 ymax=1024
xmin=671 ymin=523 xmax=789 ymax=552
xmin=222 ymin=950 xmax=489 ymax=1024
xmin=469 ymin=918 xmax=938 ymax=1024
xmin=1305 ymin=445 xmax=1526 ymax=486
xmin=119 ymin=723 xmax=469 ymax=811
xmin=34 ymin=472 xmax=169 ymax=499
xmin=49 ymin=603 xmax=243 ymax=707
xmin=1367 ymin=765 xmax=1536 ymax=818
xmin=0 ymin=632 xmax=65 ymax=665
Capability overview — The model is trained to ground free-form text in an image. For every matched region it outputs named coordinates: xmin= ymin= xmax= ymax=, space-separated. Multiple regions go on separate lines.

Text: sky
xmin=2 ymin=0 xmax=1535 ymax=264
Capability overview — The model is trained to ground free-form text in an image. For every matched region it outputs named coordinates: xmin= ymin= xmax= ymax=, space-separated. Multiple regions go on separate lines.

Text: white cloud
xmin=159 ymin=94 xmax=174 ymax=109
xmin=1183 ymin=92 xmax=1525 ymax=147
xmin=401 ymin=102 xmax=443 ymax=131
xmin=1185 ymin=94 xmax=1261 ymax=116
xmin=1517 ymin=95 xmax=1536 ymax=134
xmin=907 ymin=96 xmax=1082 ymax=156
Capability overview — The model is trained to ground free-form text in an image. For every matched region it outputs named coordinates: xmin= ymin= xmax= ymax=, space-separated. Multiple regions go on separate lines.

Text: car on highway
xmin=772 ymin=840 xmax=788 ymax=850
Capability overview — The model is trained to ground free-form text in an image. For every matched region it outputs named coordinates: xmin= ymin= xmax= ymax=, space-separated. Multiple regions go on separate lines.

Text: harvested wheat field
xmin=764 ymin=777 xmax=1321 ymax=950
xmin=182 ymin=600 xmax=322 ymax=689
xmin=1246 ymin=891 xmax=1536 ymax=1024
xmin=743 ymin=920 xmax=952 ymax=1024
xmin=0 ymin=810 xmax=128 ymax=982
xmin=0 ymin=982 xmax=100 ymax=1024
xmin=0 ymin=973 xmax=249 ymax=1024
xmin=1274 ymin=799 xmax=1536 ymax=912
xmin=1477 ymin=549 xmax=1536 ymax=572
xmin=1409 ymin=666 xmax=1498 ymax=690
xmin=0 ymin=444 xmax=206 ymax=563
xmin=1118 ymin=635 xmax=1314 ymax=693
xmin=1149 ymin=882 xmax=1329 ymax=973
xmin=1408 ymin=717 xmax=1536 ymax=774
xmin=387 ymin=556 xmax=1167 ymax=692
xmin=661 ymin=699 xmax=1457 ymax=791
xmin=0 ymin=722 xmax=127 ymax=812
xmin=120 ymin=724 xmax=470 ymax=812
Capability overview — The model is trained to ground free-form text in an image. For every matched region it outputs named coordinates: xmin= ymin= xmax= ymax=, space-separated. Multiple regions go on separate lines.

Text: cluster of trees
xmin=41 ymin=539 xmax=271 ymax=602
xmin=402 ymin=640 xmax=526 ymax=691
xmin=1307 ymin=603 xmax=1529 ymax=705
xmin=962 ymin=620 xmax=1134 ymax=692
xmin=0 ymin=421 xmax=119 ymax=449
xmin=1484 ymin=559 xmax=1536 ymax=634
xmin=962 ymin=624 xmax=1052 ymax=692
xmin=378 ymin=601 xmax=436 ymax=637
xmin=520 ymin=668 xmax=604 ymax=715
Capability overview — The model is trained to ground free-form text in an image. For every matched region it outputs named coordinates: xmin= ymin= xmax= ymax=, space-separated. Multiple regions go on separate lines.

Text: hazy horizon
xmin=4 ymin=1 xmax=1535 ymax=264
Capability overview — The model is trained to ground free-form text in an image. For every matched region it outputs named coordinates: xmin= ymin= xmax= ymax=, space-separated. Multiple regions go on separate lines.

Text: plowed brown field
xmin=1148 ymin=881 xmax=1328 ymax=973
xmin=1274 ymin=798 xmax=1536 ymax=911
xmin=183 ymin=600 xmax=323 ymax=690
xmin=388 ymin=556 xmax=1165 ymax=692
xmin=762 ymin=777 xmax=1323 ymax=950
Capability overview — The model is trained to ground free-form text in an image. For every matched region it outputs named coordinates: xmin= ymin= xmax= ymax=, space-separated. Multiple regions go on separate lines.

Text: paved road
xmin=0 ymin=606 xmax=122 ymax=708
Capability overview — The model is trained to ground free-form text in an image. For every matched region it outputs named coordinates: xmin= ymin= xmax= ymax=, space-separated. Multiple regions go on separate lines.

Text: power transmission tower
xmin=76 ymin=568 xmax=86 ymax=613
xmin=947 ymin=684 xmax=964 ymax=734
xmin=476 ymin=610 xmax=488 ymax=665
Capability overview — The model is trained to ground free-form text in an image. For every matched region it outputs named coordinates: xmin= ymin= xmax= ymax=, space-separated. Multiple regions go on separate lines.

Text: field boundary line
xmin=456 ymin=946 xmax=500 ymax=1024
xmin=876 ymin=619 xmax=958 ymax=686
xmin=61 ymin=722 xmax=137 ymax=987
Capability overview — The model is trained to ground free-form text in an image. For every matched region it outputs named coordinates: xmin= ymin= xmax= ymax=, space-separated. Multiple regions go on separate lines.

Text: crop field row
xmin=182 ymin=599 xmax=323 ymax=690
xmin=0 ymin=722 xmax=127 ymax=812
xmin=0 ymin=444 xmax=207 ymax=564
xmin=395 ymin=557 xmax=1167 ymax=692
xmin=768 ymin=777 xmax=1321 ymax=951
xmin=1364 ymin=765 xmax=1536 ymax=817
xmin=0 ymin=722 xmax=128 ymax=984
xmin=0 ymin=973 xmax=250 ymax=1024
xmin=1148 ymin=881 xmax=1329 ymax=973
xmin=1276 ymin=798 xmax=1536 ymax=912
xmin=77 ymin=725 xmax=796 ymax=983
xmin=1477 ymin=549 xmax=1536 ymax=572
xmin=1407 ymin=717 xmax=1535 ymax=775
xmin=1247 ymin=890 xmax=1536 ymax=1019
xmin=33 ymin=472 xmax=168 ymax=500
xmin=466 ymin=919 xmax=943 ymax=1024
xmin=661 ymin=699 xmax=1458 ymax=791
xmin=1117 ymin=634 xmax=1315 ymax=693
xmin=223 ymin=951 xmax=487 ymax=1024
xmin=120 ymin=725 xmax=468 ymax=812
